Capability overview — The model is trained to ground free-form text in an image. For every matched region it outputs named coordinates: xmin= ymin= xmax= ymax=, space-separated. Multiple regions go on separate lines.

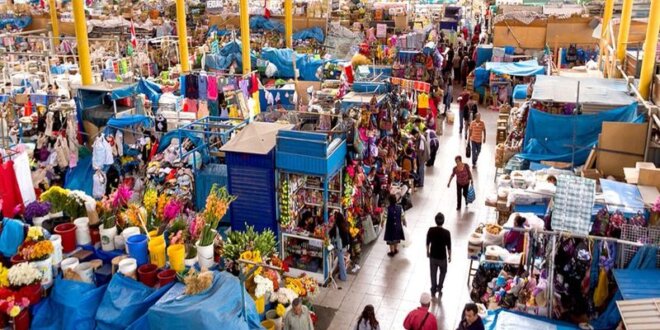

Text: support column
xmin=72 ymin=0 xmax=92 ymax=85
xmin=616 ymin=0 xmax=634 ymax=63
xmin=240 ymin=0 xmax=251 ymax=73
xmin=175 ymin=0 xmax=190 ymax=72
xmin=639 ymin=0 xmax=660 ymax=99
xmin=48 ymin=0 xmax=60 ymax=47
xmin=599 ymin=0 xmax=614 ymax=66
xmin=285 ymin=0 xmax=293 ymax=49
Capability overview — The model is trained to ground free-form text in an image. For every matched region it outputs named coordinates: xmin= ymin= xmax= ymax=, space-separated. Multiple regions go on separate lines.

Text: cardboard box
xmin=581 ymin=168 xmax=602 ymax=181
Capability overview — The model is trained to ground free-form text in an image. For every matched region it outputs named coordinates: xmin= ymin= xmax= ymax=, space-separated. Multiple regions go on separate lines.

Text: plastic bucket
xmin=126 ymin=234 xmax=149 ymax=266
xmin=54 ymin=223 xmax=77 ymax=253
xmin=261 ymin=320 xmax=275 ymax=330
xmin=167 ymin=244 xmax=185 ymax=272
xmin=157 ymin=269 xmax=176 ymax=286
xmin=73 ymin=217 xmax=91 ymax=245
xmin=138 ymin=264 xmax=158 ymax=287
xmin=148 ymin=239 xmax=166 ymax=268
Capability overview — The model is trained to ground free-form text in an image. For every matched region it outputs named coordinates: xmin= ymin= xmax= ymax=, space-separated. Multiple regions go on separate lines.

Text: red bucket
xmin=54 ymin=223 xmax=77 ymax=253
xmin=12 ymin=309 xmax=30 ymax=330
xmin=19 ymin=283 xmax=42 ymax=305
xmin=157 ymin=269 xmax=176 ymax=287
xmin=138 ymin=264 xmax=158 ymax=287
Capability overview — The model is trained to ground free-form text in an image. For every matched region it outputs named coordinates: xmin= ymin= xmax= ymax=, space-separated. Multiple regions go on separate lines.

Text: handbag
xmin=465 ymin=142 xmax=472 ymax=158
xmin=467 ymin=185 xmax=476 ymax=204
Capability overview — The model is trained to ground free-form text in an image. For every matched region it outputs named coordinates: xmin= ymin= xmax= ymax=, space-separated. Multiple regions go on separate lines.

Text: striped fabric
xmin=551 ymin=175 xmax=596 ymax=235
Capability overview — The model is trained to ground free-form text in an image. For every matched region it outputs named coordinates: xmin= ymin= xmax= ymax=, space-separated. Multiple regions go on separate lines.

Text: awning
xmin=220 ymin=122 xmax=293 ymax=155
xmin=531 ymin=75 xmax=637 ymax=109
xmin=484 ymin=60 xmax=545 ymax=76
xmin=613 ymin=269 xmax=660 ymax=300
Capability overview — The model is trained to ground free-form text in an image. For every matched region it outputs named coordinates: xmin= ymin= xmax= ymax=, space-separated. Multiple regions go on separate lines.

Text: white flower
xmin=254 ymin=275 xmax=274 ymax=298
xmin=269 ymin=287 xmax=299 ymax=304
xmin=8 ymin=263 xmax=42 ymax=287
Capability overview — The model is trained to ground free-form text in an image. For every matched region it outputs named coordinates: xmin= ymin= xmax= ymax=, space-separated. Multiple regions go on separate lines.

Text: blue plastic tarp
xmin=261 ymin=47 xmax=324 ymax=81
xmin=31 ymin=277 xmax=107 ymax=330
xmin=292 ymin=27 xmax=325 ymax=42
xmin=64 ymin=156 xmax=94 ymax=196
xmin=613 ymin=269 xmax=660 ymax=300
xmin=599 ymin=179 xmax=645 ymax=216
xmin=110 ymin=84 xmax=137 ymax=100
xmin=483 ymin=309 xmax=579 ymax=330
xmin=0 ymin=219 xmax=25 ymax=257
xmin=132 ymin=271 xmax=262 ymax=330
xmin=96 ymin=274 xmax=174 ymax=330
xmin=137 ymin=79 xmax=163 ymax=109
xmin=513 ymin=84 xmax=529 ymax=100
xmin=0 ymin=16 xmax=32 ymax=30
xmin=518 ymin=103 xmax=638 ymax=165
xmin=205 ymin=41 xmax=257 ymax=71
xmin=485 ymin=60 xmax=545 ymax=76
xmin=250 ymin=15 xmax=284 ymax=33
xmin=474 ymin=67 xmax=490 ymax=88
xmin=106 ymin=115 xmax=153 ymax=130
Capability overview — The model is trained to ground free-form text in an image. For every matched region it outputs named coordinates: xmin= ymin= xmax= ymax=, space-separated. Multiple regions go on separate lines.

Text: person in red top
xmin=447 ymin=155 xmax=473 ymax=211
xmin=403 ymin=293 xmax=438 ymax=330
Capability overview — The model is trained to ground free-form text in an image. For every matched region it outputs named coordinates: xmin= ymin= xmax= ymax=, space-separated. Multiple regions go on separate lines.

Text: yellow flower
xmin=143 ymin=188 xmax=157 ymax=213
xmin=9 ymin=305 xmax=20 ymax=318
xmin=240 ymin=251 xmax=253 ymax=261
xmin=276 ymin=304 xmax=286 ymax=317
xmin=27 ymin=227 xmax=43 ymax=241
xmin=0 ymin=265 xmax=8 ymax=287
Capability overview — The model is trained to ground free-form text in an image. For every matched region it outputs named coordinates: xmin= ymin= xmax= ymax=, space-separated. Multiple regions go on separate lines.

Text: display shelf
xmin=281 ymin=232 xmax=334 ymax=283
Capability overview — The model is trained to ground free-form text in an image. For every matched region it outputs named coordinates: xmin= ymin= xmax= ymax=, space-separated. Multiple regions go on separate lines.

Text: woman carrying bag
xmin=447 ymin=155 xmax=473 ymax=211
xmin=384 ymin=194 xmax=406 ymax=257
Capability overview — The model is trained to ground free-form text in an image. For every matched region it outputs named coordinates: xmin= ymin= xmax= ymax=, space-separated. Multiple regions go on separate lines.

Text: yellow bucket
xmin=261 ymin=320 xmax=275 ymax=330
xmin=148 ymin=240 xmax=166 ymax=268
xmin=167 ymin=244 xmax=185 ymax=272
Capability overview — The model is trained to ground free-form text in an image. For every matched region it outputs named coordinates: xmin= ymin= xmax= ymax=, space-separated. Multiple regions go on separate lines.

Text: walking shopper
xmin=412 ymin=129 xmax=429 ymax=187
xmin=356 ymin=305 xmax=380 ymax=330
xmin=457 ymin=90 xmax=470 ymax=137
xmin=425 ymin=126 xmax=439 ymax=167
xmin=443 ymin=79 xmax=453 ymax=115
xmin=456 ymin=303 xmax=484 ymax=330
xmin=403 ymin=293 xmax=438 ymax=330
xmin=384 ymin=194 xmax=406 ymax=257
xmin=447 ymin=155 xmax=473 ymax=211
xmin=283 ymin=298 xmax=314 ymax=330
xmin=426 ymin=212 xmax=451 ymax=298
xmin=330 ymin=211 xmax=351 ymax=281
xmin=467 ymin=113 xmax=486 ymax=168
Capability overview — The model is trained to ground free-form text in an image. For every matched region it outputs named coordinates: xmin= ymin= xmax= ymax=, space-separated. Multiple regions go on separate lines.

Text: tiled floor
xmin=313 ymin=95 xmax=499 ymax=330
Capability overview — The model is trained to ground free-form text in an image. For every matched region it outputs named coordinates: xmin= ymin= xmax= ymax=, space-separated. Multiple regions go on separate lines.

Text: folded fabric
xmin=0 ymin=219 xmax=25 ymax=257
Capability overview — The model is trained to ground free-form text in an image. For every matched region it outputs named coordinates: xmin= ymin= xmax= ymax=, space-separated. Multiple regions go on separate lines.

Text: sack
xmin=467 ymin=185 xmax=476 ymax=204
xmin=401 ymin=226 xmax=412 ymax=248
xmin=466 ymin=143 xmax=472 ymax=158
xmin=593 ymin=268 xmax=609 ymax=307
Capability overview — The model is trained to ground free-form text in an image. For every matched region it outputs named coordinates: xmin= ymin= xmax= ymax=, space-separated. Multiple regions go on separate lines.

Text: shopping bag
xmin=466 ymin=142 xmax=472 ymax=158
xmin=401 ymin=226 xmax=412 ymax=248
xmin=593 ymin=268 xmax=609 ymax=307
xmin=467 ymin=185 xmax=476 ymax=204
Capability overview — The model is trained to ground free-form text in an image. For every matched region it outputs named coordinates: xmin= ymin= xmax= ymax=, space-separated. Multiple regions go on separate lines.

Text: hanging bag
xmin=466 ymin=142 xmax=472 ymax=158
xmin=467 ymin=184 xmax=476 ymax=204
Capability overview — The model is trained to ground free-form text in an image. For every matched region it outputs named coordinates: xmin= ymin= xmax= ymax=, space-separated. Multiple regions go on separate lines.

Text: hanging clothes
xmin=185 ymin=74 xmax=199 ymax=99
xmin=198 ymin=101 xmax=209 ymax=119
xmin=183 ymin=98 xmax=198 ymax=113
xmin=0 ymin=159 xmax=23 ymax=217
xmin=207 ymin=75 xmax=218 ymax=100
xmin=198 ymin=74 xmax=208 ymax=100
xmin=208 ymin=99 xmax=219 ymax=117
xmin=92 ymin=134 xmax=114 ymax=170
xmin=12 ymin=152 xmax=36 ymax=205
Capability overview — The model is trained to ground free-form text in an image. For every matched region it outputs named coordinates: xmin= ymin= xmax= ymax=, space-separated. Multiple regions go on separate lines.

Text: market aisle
xmin=315 ymin=95 xmax=500 ymax=330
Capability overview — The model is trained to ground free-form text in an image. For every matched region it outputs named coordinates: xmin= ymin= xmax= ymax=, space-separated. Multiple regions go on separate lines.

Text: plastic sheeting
xmin=473 ymin=67 xmax=490 ymax=88
xmin=137 ymin=79 xmax=163 ymax=109
xmin=0 ymin=16 xmax=32 ymax=30
xmin=293 ymin=27 xmax=325 ymax=42
xmin=518 ymin=103 xmax=637 ymax=165
xmin=484 ymin=60 xmax=545 ymax=76
xmin=0 ymin=219 xmax=25 ymax=257
xmin=204 ymin=41 xmax=257 ymax=71
xmin=260 ymin=48 xmax=324 ymax=81
xmin=31 ymin=277 xmax=107 ymax=330
xmin=131 ymin=271 xmax=262 ymax=330
xmin=106 ymin=115 xmax=154 ymax=130
xmin=531 ymin=75 xmax=637 ymax=107
xmin=483 ymin=309 xmax=579 ymax=330
xmin=613 ymin=269 xmax=660 ymax=300
xmin=513 ymin=84 xmax=529 ymax=100
xmin=64 ymin=156 xmax=94 ymax=196
xmin=250 ymin=15 xmax=284 ymax=33
xmin=96 ymin=275 xmax=174 ymax=330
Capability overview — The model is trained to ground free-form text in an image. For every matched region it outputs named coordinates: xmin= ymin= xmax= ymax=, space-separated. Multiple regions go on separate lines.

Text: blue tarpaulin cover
xmin=96 ymin=274 xmax=174 ymax=330
xmin=518 ymin=103 xmax=637 ymax=165
xmin=613 ymin=269 xmax=660 ymax=300
xmin=106 ymin=115 xmax=153 ymax=130
xmin=485 ymin=60 xmax=545 ymax=76
xmin=137 ymin=79 xmax=163 ymax=109
xmin=599 ymin=179 xmax=645 ymax=216
xmin=513 ymin=84 xmax=529 ymax=100
xmin=483 ymin=309 xmax=579 ymax=330
xmin=31 ymin=277 xmax=107 ymax=330
xmin=473 ymin=67 xmax=490 ymax=88
xmin=205 ymin=41 xmax=257 ymax=71
xmin=293 ymin=27 xmax=325 ymax=42
xmin=0 ymin=16 xmax=31 ymax=30
xmin=260 ymin=48 xmax=324 ymax=81
xmin=129 ymin=271 xmax=262 ymax=330
xmin=250 ymin=15 xmax=284 ymax=32
xmin=0 ymin=219 xmax=25 ymax=257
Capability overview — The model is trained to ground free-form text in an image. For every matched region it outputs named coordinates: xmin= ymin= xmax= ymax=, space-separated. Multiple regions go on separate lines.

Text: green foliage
xmin=223 ymin=224 xmax=277 ymax=261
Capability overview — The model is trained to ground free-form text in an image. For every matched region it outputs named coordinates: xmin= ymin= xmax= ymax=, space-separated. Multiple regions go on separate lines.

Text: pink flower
xmin=111 ymin=185 xmax=133 ymax=209
xmin=163 ymin=199 xmax=183 ymax=221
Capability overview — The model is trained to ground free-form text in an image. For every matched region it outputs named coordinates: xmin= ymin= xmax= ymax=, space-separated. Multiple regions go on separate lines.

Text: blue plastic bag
xmin=96 ymin=274 xmax=174 ymax=330
xmin=467 ymin=185 xmax=476 ymax=204
xmin=134 ymin=271 xmax=262 ymax=330
xmin=31 ymin=277 xmax=106 ymax=330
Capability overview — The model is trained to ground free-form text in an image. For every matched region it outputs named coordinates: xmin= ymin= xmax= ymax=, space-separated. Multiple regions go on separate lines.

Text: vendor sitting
xmin=504 ymin=215 xmax=526 ymax=253
xmin=298 ymin=210 xmax=317 ymax=233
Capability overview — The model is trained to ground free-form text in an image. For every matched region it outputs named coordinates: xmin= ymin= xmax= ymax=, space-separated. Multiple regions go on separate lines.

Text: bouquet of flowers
xmin=199 ymin=185 xmax=236 ymax=246
xmin=0 ymin=295 xmax=29 ymax=318
xmin=20 ymin=227 xmax=53 ymax=262
xmin=652 ymin=196 xmax=660 ymax=213
xmin=224 ymin=226 xmax=277 ymax=261
xmin=23 ymin=201 xmax=50 ymax=222
xmin=64 ymin=190 xmax=94 ymax=219
xmin=40 ymin=186 xmax=69 ymax=213
xmin=7 ymin=264 xmax=42 ymax=287
xmin=269 ymin=287 xmax=298 ymax=305
xmin=254 ymin=274 xmax=274 ymax=298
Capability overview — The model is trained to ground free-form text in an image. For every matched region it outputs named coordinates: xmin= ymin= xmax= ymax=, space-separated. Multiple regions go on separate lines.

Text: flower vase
xmin=73 ymin=217 xmax=92 ymax=245
xmin=21 ymin=283 xmax=42 ymax=305
xmin=650 ymin=212 xmax=660 ymax=227
xmin=100 ymin=225 xmax=117 ymax=251
xmin=50 ymin=234 xmax=63 ymax=266
xmin=30 ymin=255 xmax=54 ymax=287
xmin=11 ymin=309 xmax=29 ymax=330
xmin=265 ymin=310 xmax=282 ymax=330
xmin=196 ymin=242 xmax=215 ymax=269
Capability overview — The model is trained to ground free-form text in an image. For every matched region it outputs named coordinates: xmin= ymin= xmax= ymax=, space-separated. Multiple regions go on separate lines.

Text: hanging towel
xmin=207 ymin=76 xmax=218 ymax=100
xmin=13 ymin=153 xmax=36 ymax=205
xmin=0 ymin=219 xmax=25 ymax=257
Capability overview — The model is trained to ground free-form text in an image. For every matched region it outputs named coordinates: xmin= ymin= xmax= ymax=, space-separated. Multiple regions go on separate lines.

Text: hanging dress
xmin=0 ymin=159 xmax=23 ymax=217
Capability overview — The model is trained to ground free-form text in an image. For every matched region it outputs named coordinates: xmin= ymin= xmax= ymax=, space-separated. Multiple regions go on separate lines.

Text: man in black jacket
xmin=426 ymin=212 xmax=452 ymax=298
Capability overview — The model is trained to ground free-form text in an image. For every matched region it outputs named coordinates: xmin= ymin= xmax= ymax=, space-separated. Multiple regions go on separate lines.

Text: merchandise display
xmin=0 ymin=0 xmax=658 ymax=329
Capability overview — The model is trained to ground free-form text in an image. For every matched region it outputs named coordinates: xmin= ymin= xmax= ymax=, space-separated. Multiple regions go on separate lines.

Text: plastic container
xmin=137 ymin=264 xmax=158 ymax=287
xmin=126 ymin=234 xmax=149 ymax=266
xmin=167 ymin=244 xmax=185 ymax=272
xmin=73 ymin=217 xmax=91 ymax=245
xmin=74 ymin=262 xmax=95 ymax=284
xmin=261 ymin=320 xmax=275 ymax=330
xmin=148 ymin=238 xmax=166 ymax=268
xmin=50 ymin=234 xmax=63 ymax=266
xmin=61 ymin=257 xmax=79 ymax=273
xmin=30 ymin=255 xmax=53 ymax=287
xmin=100 ymin=225 xmax=117 ymax=251
xmin=54 ymin=223 xmax=77 ymax=253
xmin=157 ymin=269 xmax=176 ymax=286
xmin=118 ymin=258 xmax=137 ymax=279
xmin=196 ymin=242 xmax=214 ymax=270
